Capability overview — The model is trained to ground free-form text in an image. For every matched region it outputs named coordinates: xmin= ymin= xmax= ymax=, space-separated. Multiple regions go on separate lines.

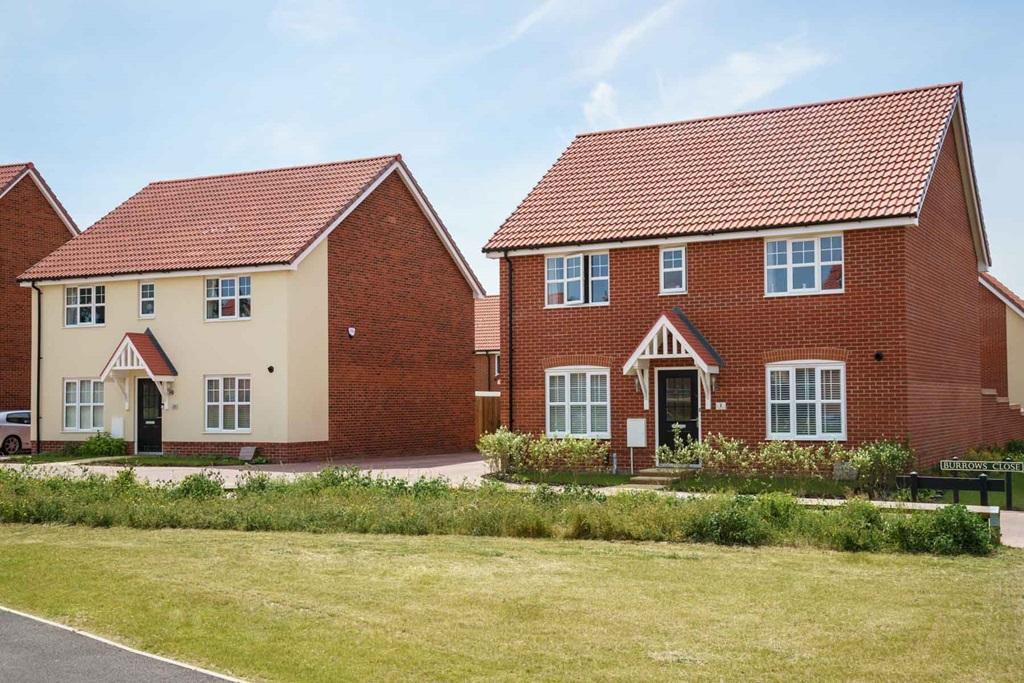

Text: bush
xmin=689 ymin=496 xmax=772 ymax=546
xmin=887 ymin=505 xmax=995 ymax=556
xmin=171 ymin=473 xmax=223 ymax=500
xmin=656 ymin=431 xmax=849 ymax=476
xmin=1006 ymin=439 xmax=1024 ymax=455
xmin=78 ymin=432 xmax=127 ymax=458
xmin=850 ymin=441 xmax=914 ymax=495
xmin=826 ymin=499 xmax=885 ymax=552
xmin=477 ymin=427 xmax=531 ymax=473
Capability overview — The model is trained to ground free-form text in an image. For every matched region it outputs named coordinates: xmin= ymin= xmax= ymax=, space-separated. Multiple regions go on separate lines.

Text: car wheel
xmin=2 ymin=435 xmax=21 ymax=455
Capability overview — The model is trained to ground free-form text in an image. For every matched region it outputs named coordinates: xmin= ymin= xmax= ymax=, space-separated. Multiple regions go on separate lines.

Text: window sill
xmin=544 ymin=302 xmax=610 ymax=310
xmin=62 ymin=429 xmax=103 ymax=434
xmin=203 ymin=429 xmax=253 ymax=435
xmin=139 ymin=315 xmax=155 ymax=320
xmin=63 ymin=324 xmax=106 ymax=329
xmin=659 ymin=289 xmax=687 ymax=296
xmin=764 ymin=289 xmax=844 ymax=298
xmin=203 ymin=317 xmax=252 ymax=323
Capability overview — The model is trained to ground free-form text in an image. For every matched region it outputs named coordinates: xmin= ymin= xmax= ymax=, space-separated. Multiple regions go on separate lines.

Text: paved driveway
xmin=0 ymin=608 xmax=234 ymax=682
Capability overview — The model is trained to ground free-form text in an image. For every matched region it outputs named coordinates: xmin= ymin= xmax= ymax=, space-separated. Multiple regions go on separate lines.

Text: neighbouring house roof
xmin=475 ymin=295 xmax=500 ymax=351
xmin=19 ymin=156 xmax=484 ymax=296
xmin=100 ymin=329 xmax=177 ymax=380
xmin=484 ymin=83 xmax=974 ymax=252
xmin=0 ymin=162 xmax=79 ymax=235
xmin=981 ymin=273 xmax=1024 ymax=320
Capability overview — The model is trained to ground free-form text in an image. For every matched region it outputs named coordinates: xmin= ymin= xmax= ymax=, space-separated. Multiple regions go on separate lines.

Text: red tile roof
xmin=982 ymin=273 xmax=1024 ymax=318
xmin=485 ymin=83 xmax=962 ymax=251
xmin=475 ymin=295 xmax=500 ymax=351
xmin=0 ymin=162 xmax=79 ymax=234
xmin=0 ymin=163 xmax=29 ymax=193
xmin=101 ymin=329 xmax=177 ymax=378
xmin=20 ymin=155 xmax=399 ymax=280
xmin=671 ymin=307 xmax=723 ymax=370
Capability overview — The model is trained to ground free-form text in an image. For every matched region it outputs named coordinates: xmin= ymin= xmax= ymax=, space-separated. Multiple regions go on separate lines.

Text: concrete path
xmin=0 ymin=608 xmax=236 ymax=682
xmin=0 ymin=452 xmax=489 ymax=488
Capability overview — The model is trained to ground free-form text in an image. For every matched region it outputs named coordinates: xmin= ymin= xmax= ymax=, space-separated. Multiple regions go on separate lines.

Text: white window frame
xmin=494 ymin=353 xmax=500 ymax=377
xmin=544 ymin=252 xmax=610 ymax=308
xmin=139 ymin=282 xmax=155 ymax=319
xmin=205 ymin=275 xmax=252 ymax=321
xmin=765 ymin=361 xmax=846 ymax=441
xmin=64 ymin=285 xmax=106 ymax=327
xmin=659 ymin=246 xmax=687 ymax=294
xmin=63 ymin=378 xmax=105 ymax=432
xmin=764 ymin=233 xmax=844 ymax=297
xmin=545 ymin=366 xmax=611 ymax=439
xmin=204 ymin=375 xmax=252 ymax=433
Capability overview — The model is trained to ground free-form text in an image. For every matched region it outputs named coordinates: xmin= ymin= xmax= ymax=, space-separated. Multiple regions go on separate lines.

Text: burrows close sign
xmin=940 ymin=460 xmax=1024 ymax=473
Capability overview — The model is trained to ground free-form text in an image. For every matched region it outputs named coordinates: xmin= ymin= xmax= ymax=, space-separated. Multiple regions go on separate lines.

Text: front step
xmin=625 ymin=466 xmax=697 ymax=490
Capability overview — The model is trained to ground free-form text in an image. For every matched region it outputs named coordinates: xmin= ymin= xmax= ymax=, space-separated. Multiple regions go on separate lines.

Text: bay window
xmin=766 ymin=362 xmax=845 ymax=440
xmin=545 ymin=253 xmax=610 ymax=306
xmin=546 ymin=367 xmax=610 ymax=438
xmin=765 ymin=234 xmax=843 ymax=295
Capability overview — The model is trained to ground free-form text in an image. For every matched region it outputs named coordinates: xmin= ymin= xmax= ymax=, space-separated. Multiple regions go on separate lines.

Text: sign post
xmin=940 ymin=459 xmax=1021 ymax=510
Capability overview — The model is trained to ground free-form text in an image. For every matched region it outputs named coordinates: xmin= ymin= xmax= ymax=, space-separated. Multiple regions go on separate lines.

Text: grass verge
xmin=670 ymin=472 xmax=851 ymax=498
xmin=1 ymin=452 xmax=102 ymax=464
xmin=88 ymin=455 xmax=250 ymax=467
xmin=0 ymin=525 xmax=1020 ymax=682
xmin=493 ymin=471 xmax=633 ymax=487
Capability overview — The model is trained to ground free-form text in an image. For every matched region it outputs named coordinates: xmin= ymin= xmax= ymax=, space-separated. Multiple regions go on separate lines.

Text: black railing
xmin=896 ymin=472 xmax=1009 ymax=508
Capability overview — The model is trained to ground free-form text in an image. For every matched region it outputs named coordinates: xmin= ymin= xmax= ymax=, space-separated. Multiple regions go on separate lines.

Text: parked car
xmin=0 ymin=410 xmax=30 ymax=455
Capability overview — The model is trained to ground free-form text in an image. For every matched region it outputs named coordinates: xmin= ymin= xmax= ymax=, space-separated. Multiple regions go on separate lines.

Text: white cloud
xmin=502 ymin=0 xmax=561 ymax=47
xmin=268 ymin=0 xmax=353 ymax=44
xmin=580 ymin=0 xmax=681 ymax=77
xmin=657 ymin=39 xmax=831 ymax=119
xmin=583 ymin=82 xmax=621 ymax=130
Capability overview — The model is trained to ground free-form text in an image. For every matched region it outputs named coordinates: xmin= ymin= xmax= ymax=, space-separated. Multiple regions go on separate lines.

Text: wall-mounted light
xmin=267 ymin=366 xmax=275 ymax=374
xmin=347 ymin=326 xmax=356 ymax=339
xmin=874 ymin=352 xmax=885 ymax=362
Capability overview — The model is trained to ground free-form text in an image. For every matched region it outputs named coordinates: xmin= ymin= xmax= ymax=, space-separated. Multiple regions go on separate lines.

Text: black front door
xmin=137 ymin=379 xmax=163 ymax=453
xmin=657 ymin=370 xmax=699 ymax=449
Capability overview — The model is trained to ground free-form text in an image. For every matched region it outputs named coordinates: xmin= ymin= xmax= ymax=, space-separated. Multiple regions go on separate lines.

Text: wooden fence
xmin=475 ymin=394 xmax=501 ymax=442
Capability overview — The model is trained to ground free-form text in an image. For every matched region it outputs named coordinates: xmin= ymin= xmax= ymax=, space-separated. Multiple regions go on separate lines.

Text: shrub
xmin=78 ymin=432 xmax=127 ymax=458
xmin=656 ymin=431 xmax=848 ymax=476
xmin=826 ymin=499 xmax=884 ymax=552
xmin=171 ymin=473 xmax=223 ymax=500
xmin=522 ymin=436 xmax=608 ymax=473
xmin=688 ymin=495 xmax=772 ymax=546
xmin=1005 ymin=439 xmax=1024 ymax=456
xmin=850 ymin=441 xmax=914 ymax=494
xmin=887 ymin=505 xmax=995 ymax=556
xmin=477 ymin=427 xmax=531 ymax=473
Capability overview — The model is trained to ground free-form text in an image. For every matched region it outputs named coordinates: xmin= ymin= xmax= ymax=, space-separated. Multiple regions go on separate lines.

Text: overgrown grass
xmin=0 ymin=467 xmax=997 ymax=555
xmin=0 ymin=526 xmax=1021 ymax=682
xmin=494 ymin=470 xmax=633 ymax=487
xmin=670 ymin=472 xmax=851 ymax=498
xmin=88 ymin=455 xmax=250 ymax=467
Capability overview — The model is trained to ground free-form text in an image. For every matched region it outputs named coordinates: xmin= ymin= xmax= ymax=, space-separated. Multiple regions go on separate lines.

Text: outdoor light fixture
xmin=347 ymin=326 xmax=356 ymax=339
xmin=874 ymin=352 xmax=885 ymax=362
xmin=267 ymin=366 xmax=275 ymax=373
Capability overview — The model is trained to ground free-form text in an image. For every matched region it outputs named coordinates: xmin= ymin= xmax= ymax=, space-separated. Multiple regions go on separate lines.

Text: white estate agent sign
xmin=940 ymin=460 xmax=1024 ymax=473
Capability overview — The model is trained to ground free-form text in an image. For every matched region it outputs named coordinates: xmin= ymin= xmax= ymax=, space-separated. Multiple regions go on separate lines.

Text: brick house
xmin=979 ymin=272 xmax=1024 ymax=443
xmin=474 ymin=295 xmax=500 ymax=395
xmin=0 ymin=163 xmax=78 ymax=413
xmin=484 ymin=83 xmax=1021 ymax=468
xmin=19 ymin=155 xmax=484 ymax=461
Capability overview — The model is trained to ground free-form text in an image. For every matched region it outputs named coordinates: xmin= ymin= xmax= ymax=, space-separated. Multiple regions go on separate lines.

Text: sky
xmin=2 ymin=0 xmax=1022 ymax=294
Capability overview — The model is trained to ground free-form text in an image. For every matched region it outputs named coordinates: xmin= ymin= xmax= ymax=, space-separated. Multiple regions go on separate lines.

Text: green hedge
xmin=0 ymin=467 xmax=996 ymax=555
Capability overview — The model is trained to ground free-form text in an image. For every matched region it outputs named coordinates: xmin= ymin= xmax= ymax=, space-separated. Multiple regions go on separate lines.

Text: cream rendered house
xmin=20 ymin=155 xmax=483 ymax=460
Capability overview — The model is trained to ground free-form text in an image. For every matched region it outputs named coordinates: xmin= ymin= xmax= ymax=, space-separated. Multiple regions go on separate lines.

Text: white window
xmin=205 ymin=376 xmax=252 ymax=432
xmin=765 ymin=235 xmax=843 ymax=296
xmin=545 ymin=367 xmax=610 ymax=438
xmin=660 ymin=247 xmax=687 ymax=293
xmin=494 ymin=353 xmax=500 ymax=377
xmin=139 ymin=282 xmax=155 ymax=318
xmin=205 ymin=276 xmax=252 ymax=321
xmin=64 ymin=285 xmax=106 ymax=326
xmin=766 ymin=362 xmax=845 ymax=440
xmin=63 ymin=379 xmax=104 ymax=431
xmin=545 ymin=253 xmax=609 ymax=306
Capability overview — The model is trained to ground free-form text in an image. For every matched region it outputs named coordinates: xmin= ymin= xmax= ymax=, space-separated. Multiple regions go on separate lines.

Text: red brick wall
xmin=327 ymin=172 xmax=475 ymax=458
xmin=501 ymin=226 xmax=909 ymax=469
xmin=979 ymin=283 xmax=1009 ymax=396
xmin=904 ymin=134 xmax=986 ymax=465
xmin=0 ymin=176 xmax=74 ymax=410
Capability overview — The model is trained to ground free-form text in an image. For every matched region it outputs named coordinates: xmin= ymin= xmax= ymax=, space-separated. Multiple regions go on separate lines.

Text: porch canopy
xmin=99 ymin=329 xmax=177 ymax=407
xmin=623 ymin=307 xmax=723 ymax=410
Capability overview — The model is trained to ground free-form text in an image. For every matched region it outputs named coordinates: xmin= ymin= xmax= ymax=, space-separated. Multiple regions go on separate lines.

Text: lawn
xmin=670 ymin=472 xmax=850 ymax=498
xmin=88 ymin=454 xmax=252 ymax=467
xmin=0 ymin=526 xmax=1020 ymax=682
xmin=0 ymin=452 xmax=100 ymax=464
xmin=497 ymin=470 xmax=633 ymax=487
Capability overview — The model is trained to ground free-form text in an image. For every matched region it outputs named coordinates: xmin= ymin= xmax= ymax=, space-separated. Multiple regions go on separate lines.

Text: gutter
xmin=30 ymin=283 xmax=42 ymax=453
xmin=503 ymin=251 xmax=514 ymax=430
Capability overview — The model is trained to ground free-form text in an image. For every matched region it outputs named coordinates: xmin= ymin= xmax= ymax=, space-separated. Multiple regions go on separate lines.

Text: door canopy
xmin=623 ymin=308 xmax=723 ymax=410
xmin=99 ymin=328 xmax=177 ymax=407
